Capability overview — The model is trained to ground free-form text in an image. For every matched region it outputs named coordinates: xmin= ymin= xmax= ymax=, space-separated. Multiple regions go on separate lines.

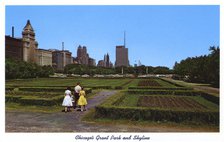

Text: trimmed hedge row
xmin=8 ymin=87 xmax=92 ymax=94
xmin=6 ymin=91 xmax=62 ymax=98
xmin=128 ymin=86 xmax=192 ymax=90
xmin=125 ymin=90 xmax=219 ymax=105
xmin=6 ymin=96 xmax=22 ymax=103
xmin=5 ymin=88 xmax=92 ymax=106
xmin=114 ymin=86 xmax=123 ymax=90
xmin=85 ymin=86 xmax=112 ymax=90
xmin=6 ymin=95 xmax=63 ymax=106
xmin=159 ymin=78 xmax=184 ymax=87
xmin=5 ymin=87 xmax=15 ymax=91
xmin=95 ymin=106 xmax=219 ymax=125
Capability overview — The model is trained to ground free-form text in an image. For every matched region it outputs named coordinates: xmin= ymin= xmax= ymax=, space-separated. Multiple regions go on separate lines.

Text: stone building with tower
xmin=22 ymin=20 xmax=38 ymax=63
xmin=5 ymin=20 xmax=52 ymax=66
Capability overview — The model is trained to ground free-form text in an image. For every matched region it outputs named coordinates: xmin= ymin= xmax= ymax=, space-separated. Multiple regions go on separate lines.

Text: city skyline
xmin=5 ymin=5 xmax=219 ymax=68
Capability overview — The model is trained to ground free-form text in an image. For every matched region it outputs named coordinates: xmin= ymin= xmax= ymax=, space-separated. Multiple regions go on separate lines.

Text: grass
xmin=5 ymin=77 xmax=220 ymax=132
xmin=5 ymin=89 xmax=98 ymax=112
xmin=117 ymin=95 xmax=138 ymax=107
xmin=111 ymin=93 xmax=219 ymax=112
xmin=6 ymin=102 xmax=63 ymax=113
xmin=6 ymin=77 xmax=132 ymax=88
xmin=156 ymin=79 xmax=177 ymax=87
xmin=161 ymin=77 xmax=219 ymax=96
xmin=82 ymin=108 xmax=219 ymax=132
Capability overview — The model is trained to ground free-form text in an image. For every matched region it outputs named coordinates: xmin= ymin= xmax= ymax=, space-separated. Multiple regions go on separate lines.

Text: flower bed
xmin=95 ymin=92 xmax=219 ymax=125
xmin=138 ymin=79 xmax=161 ymax=87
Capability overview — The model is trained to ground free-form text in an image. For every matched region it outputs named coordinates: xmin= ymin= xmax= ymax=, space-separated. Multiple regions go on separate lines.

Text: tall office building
xmin=52 ymin=49 xmax=72 ymax=71
xmin=115 ymin=32 xmax=129 ymax=67
xmin=36 ymin=49 xmax=52 ymax=66
xmin=77 ymin=45 xmax=89 ymax=65
xmin=76 ymin=45 xmax=96 ymax=66
xmin=104 ymin=53 xmax=110 ymax=67
xmin=97 ymin=53 xmax=113 ymax=68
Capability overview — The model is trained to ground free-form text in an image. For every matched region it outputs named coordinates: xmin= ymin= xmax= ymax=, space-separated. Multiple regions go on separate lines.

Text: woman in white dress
xmin=62 ymin=87 xmax=73 ymax=112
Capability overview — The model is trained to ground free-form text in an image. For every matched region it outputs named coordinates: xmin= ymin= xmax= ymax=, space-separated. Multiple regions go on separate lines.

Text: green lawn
xmin=6 ymin=78 xmax=132 ymax=87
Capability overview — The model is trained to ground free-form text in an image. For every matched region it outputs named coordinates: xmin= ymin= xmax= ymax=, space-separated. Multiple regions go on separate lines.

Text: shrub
xmin=159 ymin=78 xmax=184 ymax=87
xmin=95 ymin=106 xmax=219 ymax=125
xmin=5 ymin=95 xmax=22 ymax=103
xmin=125 ymin=90 xmax=219 ymax=105
xmin=114 ymin=86 xmax=123 ymax=90
xmin=14 ymin=87 xmax=92 ymax=94
xmin=86 ymin=86 xmax=112 ymax=90
xmin=16 ymin=96 xmax=63 ymax=106
xmin=128 ymin=86 xmax=192 ymax=90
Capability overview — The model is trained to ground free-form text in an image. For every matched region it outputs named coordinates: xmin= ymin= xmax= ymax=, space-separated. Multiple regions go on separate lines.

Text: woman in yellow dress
xmin=78 ymin=87 xmax=87 ymax=111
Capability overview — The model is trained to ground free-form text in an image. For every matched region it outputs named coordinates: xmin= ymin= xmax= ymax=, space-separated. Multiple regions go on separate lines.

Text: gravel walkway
xmin=5 ymin=90 xmax=218 ymax=132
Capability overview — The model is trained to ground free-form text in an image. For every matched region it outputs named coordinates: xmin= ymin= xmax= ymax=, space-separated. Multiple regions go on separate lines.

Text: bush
xmin=13 ymin=87 xmax=92 ymax=94
xmin=86 ymin=86 xmax=112 ymax=90
xmin=19 ymin=96 xmax=63 ymax=106
xmin=159 ymin=78 xmax=184 ymax=87
xmin=95 ymin=106 xmax=219 ymax=124
xmin=6 ymin=58 xmax=54 ymax=79
xmin=114 ymin=86 xmax=123 ymax=90
xmin=128 ymin=86 xmax=192 ymax=90
xmin=6 ymin=91 xmax=62 ymax=98
xmin=6 ymin=95 xmax=22 ymax=103
xmin=125 ymin=90 xmax=219 ymax=105
xmin=94 ymin=92 xmax=219 ymax=124
xmin=6 ymin=95 xmax=63 ymax=106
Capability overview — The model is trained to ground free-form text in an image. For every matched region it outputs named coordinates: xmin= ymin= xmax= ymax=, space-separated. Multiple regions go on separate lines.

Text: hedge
xmin=5 ymin=87 xmax=15 ymax=91
xmin=95 ymin=106 xmax=219 ymax=125
xmin=85 ymin=86 xmax=112 ymax=90
xmin=128 ymin=86 xmax=192 ymax=90
xmin=6 ymin=95 xmax=63 ymax=106
xmin=5 ymin=88 xmax=92 ymax=106
xmin=114 ymin=86 xmax=123 ymax=90
xmin=125 ymin=90 xmax=219 ymax=105
xmin=159 ymin=78 xmax=185 ymax=87
xmin=19 ymin=96 xmax=63 ymax=106
xmin=13 ymin=87 xmax=92 ymax=94
xmin=94 ymin=91 xmax=219 ymax=125
xmin=6 ymin=95 xmax=22 ymax=103
xmin=6 ymin=91 xmax=62 ymax=98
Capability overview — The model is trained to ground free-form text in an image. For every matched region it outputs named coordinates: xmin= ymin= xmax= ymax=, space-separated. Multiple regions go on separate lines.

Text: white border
xmin=1 ymin=0 xmax=223 ymax=142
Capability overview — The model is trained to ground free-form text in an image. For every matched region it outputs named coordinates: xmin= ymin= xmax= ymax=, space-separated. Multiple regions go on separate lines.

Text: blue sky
xmin=5 ymin=5 xmax=219 ymax=68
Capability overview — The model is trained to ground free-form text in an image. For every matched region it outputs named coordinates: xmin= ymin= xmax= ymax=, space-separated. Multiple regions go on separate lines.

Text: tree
xmin=173 ymin=46 xmax=219 ymax=87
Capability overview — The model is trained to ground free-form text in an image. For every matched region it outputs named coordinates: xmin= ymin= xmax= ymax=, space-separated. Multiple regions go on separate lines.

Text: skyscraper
xmin=76 ymin=45 xmax=96 ymax=66
xmin=97 ymin=53 xmax=113 ymax=68
xmin=104 ymin=53 xmax=110 ymax=68
xmin=77 ymin=45 xmax=89 ymax=65
xmin=115 ymin=32 xmax=129 ymax=67
xmin=52 ymin=49 xmax=72 ymax=71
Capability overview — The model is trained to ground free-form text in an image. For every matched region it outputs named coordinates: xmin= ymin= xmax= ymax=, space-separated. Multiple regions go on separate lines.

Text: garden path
xmin=5 ymin=90 xmax=217 ymax=132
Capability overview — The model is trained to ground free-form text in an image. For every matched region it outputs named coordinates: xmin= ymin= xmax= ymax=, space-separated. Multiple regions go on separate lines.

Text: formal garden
xmin=6 ymin=77 xmax=219 ymax=127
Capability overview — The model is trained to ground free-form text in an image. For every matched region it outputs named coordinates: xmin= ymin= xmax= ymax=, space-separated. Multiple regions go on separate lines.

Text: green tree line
xmin=6 ymin=58 xmax=54 ymax=79
xmin=64 ymin=64 xmax=173 ymax=76
xmin=173 ymin=46 xmax=219 ymax=87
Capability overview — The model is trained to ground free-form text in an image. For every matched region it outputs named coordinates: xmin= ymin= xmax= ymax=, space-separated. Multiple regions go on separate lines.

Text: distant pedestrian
xmin=62 ymin=87 xmax=73 ymax=113
xmin=74 ymin=82 xmax=81 ymax=109
xmin=78 ymin=87 xmax=87 ymax=111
